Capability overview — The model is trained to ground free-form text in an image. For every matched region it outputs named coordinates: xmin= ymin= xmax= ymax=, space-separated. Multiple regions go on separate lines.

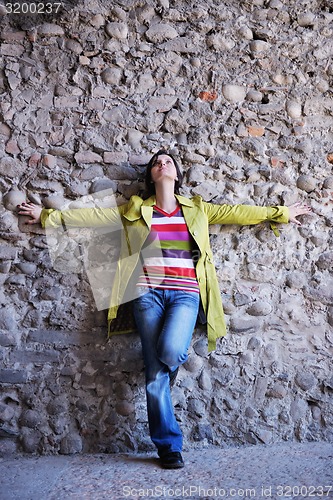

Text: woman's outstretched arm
xmin=17 ymin=202 xmax=123 ymax=229
xmin=203 ymin=200 xmax=311 ymax=226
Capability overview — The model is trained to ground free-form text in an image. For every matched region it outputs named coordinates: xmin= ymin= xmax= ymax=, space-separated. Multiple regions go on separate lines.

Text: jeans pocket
xmin=133 ymin=287 xmax=152 ymax=311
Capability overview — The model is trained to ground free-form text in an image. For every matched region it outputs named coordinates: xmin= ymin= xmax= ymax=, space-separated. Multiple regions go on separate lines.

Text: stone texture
xmin=60 ymin=434 xmax=83 ymax=455
xmin=296 ymin=175 xmax=317 ymax=192
xmin=38 ymin=24 xmax=65 ymax=36
xmin=101 ymin=67 xmax=123 ymax=85
xmin=222 ymin=84 xmax=247 ymax=103
xmin=247 ymin=301 xmax=272 ymax=316
xmin=295 ymin=372 xmax=316 ymax=392
xmin=105 ymin=22 xmax=128 ymax=41
xmin=0 ymin=370 xmax=28 ymax=384
xmin=250 ymin=40 xmax=271 ymax=53
xmin=286 ymin=100 xmax=302 ymax=119
xmin=145 ymin=24 xmax=178 ymax=44
xmin=0 ymin=0 xmax=331 ymax=457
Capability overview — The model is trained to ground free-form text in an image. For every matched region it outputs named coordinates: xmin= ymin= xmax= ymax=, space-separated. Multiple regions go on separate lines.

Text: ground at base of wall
xmin=0 ymin=442 xmax=332 ymax=500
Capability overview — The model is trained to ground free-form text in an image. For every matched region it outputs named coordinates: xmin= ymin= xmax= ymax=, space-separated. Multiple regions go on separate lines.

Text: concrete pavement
xmin=0 ymin=442 xmax=332 ymax=500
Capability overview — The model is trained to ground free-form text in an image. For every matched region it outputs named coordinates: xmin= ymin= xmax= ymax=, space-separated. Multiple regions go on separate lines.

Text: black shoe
xmin=160 ymin=451 xmax=184 ymax=469
xmin=169 ymin=367 xmax=179 ymax=387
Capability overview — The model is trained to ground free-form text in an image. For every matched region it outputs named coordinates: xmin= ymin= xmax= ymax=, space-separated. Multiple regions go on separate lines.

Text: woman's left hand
xmin=287 ymin=202 xmax=312 ymax=225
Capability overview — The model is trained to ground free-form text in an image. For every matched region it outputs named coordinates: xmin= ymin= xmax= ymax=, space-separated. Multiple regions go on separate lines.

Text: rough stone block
xmin=222 ymin=84 xmax=247 ymax=103
xmin=0 ymin=306 xmax=17 ymax=331
xmin=229 ymin=317 xmax=260 ymax=334
xmin=85 ymin=98 xmax=104 ymax=111
xmin=0 ymin=333 xmax=17 ymax=347
xmin=0 ymin=246 xmax=18 ymax=260
xmin=267 ymin=383 xmax=287 ymax=399
xmin=295 ymin=371 xmax=316 ymax=391
xmin=0 ymin=370 xmax=28 ymax=384
xmin=101 ymin=67 xmax=123 ymax=85
xmin=0 ymin=157 xmax=24 ymax=179
xmin=27 ymin=329 xmax=101 ymax=347
xmin=115 ymin=401 xmax=135 ymax=416
xmin=5 ymin=139 xmax=20 ymax=155
xmin=74 ymin=151 xmax=103 ymax=164
xmin=9 ymin=350 xmax=60 ymax=364
xmin=247 ymin=301 xmax=272 ymax=316
xmin=105 ymin=22 xmax=128 ymax=41
xmin=316 ymin=252 xmax=333 ymax=271
xmin=54 ymin=96 xmax=80 ymax=108
xmin=147 ymin=96 xmax=178 ymax=112
xmin=159 ymin=37 xmax=198 ymax=53
xmin=106 ymin=165 xmax=137 ymax=180
xmin=253 ymin=376 xmax=268 ymax=402
xmin=0 ymin=403 xmax=15 ymax=423
xmin=1 ymin=44 xmax=25 ymax=56
xmin=20 ymin=410 xmax=43 ymax=429
xmin=38 ymin=23 xmax=65 ymax=36
xmin=21 ymin=428 xmax=42 ymax=454
xmin=145 ymin=23 xmax=178 ymax=44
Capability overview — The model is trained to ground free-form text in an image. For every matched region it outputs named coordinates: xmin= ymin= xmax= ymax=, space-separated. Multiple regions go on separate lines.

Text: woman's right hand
xmin=17 ymin=202 xmax=43 ymax=225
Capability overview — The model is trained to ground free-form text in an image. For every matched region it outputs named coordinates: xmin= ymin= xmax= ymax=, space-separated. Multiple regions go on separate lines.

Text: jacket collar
xmin=175 ymin=195 xmax=195 ymax=207
xmin=142 ymin=194 xmax=194 ymax=208
xmin=123 ymin=194 xmax=194 ymax=223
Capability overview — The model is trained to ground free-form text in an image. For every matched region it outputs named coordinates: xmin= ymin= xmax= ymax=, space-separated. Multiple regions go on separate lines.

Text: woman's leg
xmin=132 ymin=288 xmax=199 ymax=457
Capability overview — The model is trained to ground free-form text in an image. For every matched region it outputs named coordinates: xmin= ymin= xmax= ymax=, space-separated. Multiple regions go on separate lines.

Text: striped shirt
xmin=137 ymin=205 xmax=200 ymax=293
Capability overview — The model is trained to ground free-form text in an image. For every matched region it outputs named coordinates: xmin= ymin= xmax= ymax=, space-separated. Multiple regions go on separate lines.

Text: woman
xmin=18 ymin=150 xmax=311 ymax=469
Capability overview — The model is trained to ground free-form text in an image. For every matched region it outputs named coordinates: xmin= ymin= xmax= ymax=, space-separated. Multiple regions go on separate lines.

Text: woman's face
xmin=150 ymin=154 xmax=178 ymax=184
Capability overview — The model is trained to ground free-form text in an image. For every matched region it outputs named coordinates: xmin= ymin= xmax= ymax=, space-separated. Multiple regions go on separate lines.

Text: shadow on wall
xmin=15 ymin=324 xmax=147 ymax=455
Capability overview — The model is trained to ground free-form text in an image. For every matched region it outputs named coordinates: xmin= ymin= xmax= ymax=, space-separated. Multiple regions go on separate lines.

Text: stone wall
xmin=0 ymin=0 xmax=332 ymax=455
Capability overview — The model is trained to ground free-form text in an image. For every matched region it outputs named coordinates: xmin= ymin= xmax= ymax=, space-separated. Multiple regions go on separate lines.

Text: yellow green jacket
xmin=41 ymin=194 xmax=289 ymax=352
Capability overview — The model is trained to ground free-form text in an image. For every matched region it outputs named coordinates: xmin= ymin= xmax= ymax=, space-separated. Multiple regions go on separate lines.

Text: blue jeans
xmin=132 ymin=288 xmax=200 ymax=457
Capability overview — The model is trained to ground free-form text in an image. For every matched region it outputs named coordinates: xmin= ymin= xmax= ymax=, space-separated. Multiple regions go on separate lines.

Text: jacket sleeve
xmin=40 ymin=206 xmax=124 ymax=230
xmin=202 ymin=202 xmax=289 ymax=226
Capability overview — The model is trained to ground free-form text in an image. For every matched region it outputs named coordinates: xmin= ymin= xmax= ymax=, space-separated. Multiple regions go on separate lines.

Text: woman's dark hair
xmin=145 ymin=150 xmax=183 ymax=197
